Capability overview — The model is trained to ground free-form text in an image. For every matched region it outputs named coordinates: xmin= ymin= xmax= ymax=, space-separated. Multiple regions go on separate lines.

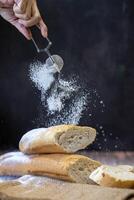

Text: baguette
xmin=19 ymin=125 xmax=96 ymax=154
xmin=90 ymin=165 xmax=134 ymax=189
xmin=0 ymin=152 xmax=101 ymax=184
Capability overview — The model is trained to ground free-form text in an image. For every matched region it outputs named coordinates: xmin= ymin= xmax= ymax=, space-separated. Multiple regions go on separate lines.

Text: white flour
xmin=29 ymin=61 xmax=120 ymax=150
xmin=29 ymin=62 xmax=88 ymax=126
xmin=30 ymin=62 xmax=55 ymax=92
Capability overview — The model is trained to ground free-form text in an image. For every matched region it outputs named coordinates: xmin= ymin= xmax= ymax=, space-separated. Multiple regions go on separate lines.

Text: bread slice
xmin=0 ymin=152 xmax=101 ymax=184
xmin=90 ymin=165 xmax=134 ymax=189
xmin=19 ymin=125 xmax=96 ymax=154
xmin=0 ymin=175 xmax=134 ymax=200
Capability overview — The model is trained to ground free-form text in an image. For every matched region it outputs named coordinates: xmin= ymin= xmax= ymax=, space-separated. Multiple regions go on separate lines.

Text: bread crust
xmin=19 ymin=125 xmax=96 ymax=154
xmin=98 ymin=174 xmax=134 ymax=188
xmin=90 ymin=165 xmax=134 ymax=189
xmin=0 ymin=152 xmax=101 ymax=184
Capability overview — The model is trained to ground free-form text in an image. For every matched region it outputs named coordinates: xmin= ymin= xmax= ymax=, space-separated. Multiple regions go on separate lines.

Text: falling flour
xmin=29 ymin=61 xmax=121 ymax=150
xmin=29 ymin=61 xmax=88 ymax=126
xmin=29 ymin=61 xmax=55 ymax=92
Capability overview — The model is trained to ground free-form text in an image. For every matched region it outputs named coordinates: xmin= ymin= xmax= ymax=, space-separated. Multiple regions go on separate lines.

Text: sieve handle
xmin=31 ymin=27 xmax=55 ymax=65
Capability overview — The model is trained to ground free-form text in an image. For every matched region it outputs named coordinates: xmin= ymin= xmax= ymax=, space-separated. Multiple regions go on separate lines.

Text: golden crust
xmin=99 ymin=173 xmax=134 ymax=189
xmin=0 ymin=152 xmax=101 ymax=183
xmin=90 ymin=165 xmax=134 ymax=189
xmin=19 ymin=125 xmax=96 ymax=154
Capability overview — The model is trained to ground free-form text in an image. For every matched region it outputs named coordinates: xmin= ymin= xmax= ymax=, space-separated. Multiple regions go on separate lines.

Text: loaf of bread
xmin=90 ymin=165 xmax=134 ymax=189
xmin=19 ymin=125 xmax=96 ymax=154
xmin=0 ymin=175 xmax=134 ymax=200
xmin=0 ymin=152 xmax=101 ymax=184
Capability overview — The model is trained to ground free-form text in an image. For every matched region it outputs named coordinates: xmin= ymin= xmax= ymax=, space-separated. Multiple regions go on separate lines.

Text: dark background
xmin=0 ymin=0 xmax=134 ymax=151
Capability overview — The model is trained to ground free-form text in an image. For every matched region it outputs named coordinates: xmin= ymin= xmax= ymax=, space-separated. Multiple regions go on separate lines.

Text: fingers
xmin=11 ymin=20 xmax=32 ymax=40
xmin=38 ymin=18 xmax=48 ymax=38
xmin=13 ymin=0 xmax=48 ymax=38
xmin=18 ymin=16 xmax=48 ymax=38
xmin=14 ymin=3 xmax=32 ymax=20
xmin=14 ymin=0 xmax=28 ymax=14
xmin=32 ymin=4 xmax=48 ymax=37
xmin=18 ymin=15 xmax=40 ymax=27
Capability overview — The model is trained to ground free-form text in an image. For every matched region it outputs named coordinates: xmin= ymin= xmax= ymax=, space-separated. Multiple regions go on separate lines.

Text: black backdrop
xmin=0 ymin=0 xmax=134 ymax=151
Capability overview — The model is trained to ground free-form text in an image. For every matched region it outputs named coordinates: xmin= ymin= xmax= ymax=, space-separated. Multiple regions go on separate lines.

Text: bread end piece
xmin=90 ymin=165 xmax=134 ymax=189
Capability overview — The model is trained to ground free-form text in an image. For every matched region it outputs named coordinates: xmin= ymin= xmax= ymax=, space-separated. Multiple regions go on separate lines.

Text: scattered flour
xmin=29 ymin=61 xmax=120 ymax=150
xmin=46 ymin=79 xmax=80 ymax=114
xmin=29 ymin=61 xmax=88 ymax=126
xmin=30 ymin=62 xmax=55 ymax=92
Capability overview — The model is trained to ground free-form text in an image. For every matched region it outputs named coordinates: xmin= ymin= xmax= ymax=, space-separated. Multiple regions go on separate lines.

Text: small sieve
xmin=31 ymin=36 xmax=64 ymax=73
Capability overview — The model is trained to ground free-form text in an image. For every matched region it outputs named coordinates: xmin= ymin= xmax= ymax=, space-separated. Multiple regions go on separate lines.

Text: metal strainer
xmin=31 ymin=37 xmax=64 ymax=73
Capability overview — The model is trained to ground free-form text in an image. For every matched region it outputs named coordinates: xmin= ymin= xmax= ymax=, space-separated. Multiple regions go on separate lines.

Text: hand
xmin=0 ymin=0 xmax=48 ymax=40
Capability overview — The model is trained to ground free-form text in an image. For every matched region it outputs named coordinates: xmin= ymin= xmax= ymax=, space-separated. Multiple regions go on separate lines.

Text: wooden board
xmin=0 ymin=175 xmax=134 ymax=200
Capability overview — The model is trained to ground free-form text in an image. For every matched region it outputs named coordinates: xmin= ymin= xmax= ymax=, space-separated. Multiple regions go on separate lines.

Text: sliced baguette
xmin=19 ymin=125 xmax=96 ymax=154
xmin=0 ymin=152 xmax=101 ymax=184
xmin=90 ymin=165 xmax=134 ymax=189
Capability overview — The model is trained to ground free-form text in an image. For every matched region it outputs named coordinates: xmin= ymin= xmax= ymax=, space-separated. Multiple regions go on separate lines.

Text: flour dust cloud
xmin=29 ymin=61 xmax=88 ymax=126
xmin=29 ymin=61 xmax=120 ymax=150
